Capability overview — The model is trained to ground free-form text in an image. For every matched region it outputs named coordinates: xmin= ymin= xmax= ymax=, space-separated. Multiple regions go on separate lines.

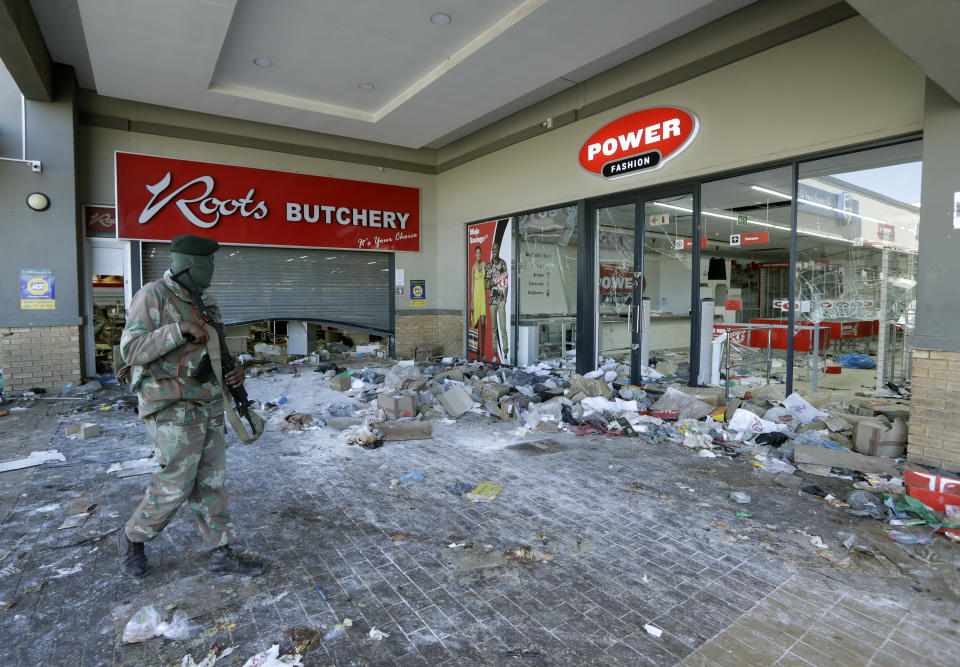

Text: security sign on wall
xmin=579 ymin=107 xmax=698 ymax=180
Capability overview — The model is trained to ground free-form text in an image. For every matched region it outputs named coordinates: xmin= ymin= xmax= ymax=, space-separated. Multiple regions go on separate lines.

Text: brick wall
xmin=0 ymin=326 xmax=82 ymax=392
xmin=438 ymin=314 xmax=464 ymax=356
xmin=395 ymin=312 xmax=464 ymax=358
xmin=907 ymin=349 xmax=960 ymax=470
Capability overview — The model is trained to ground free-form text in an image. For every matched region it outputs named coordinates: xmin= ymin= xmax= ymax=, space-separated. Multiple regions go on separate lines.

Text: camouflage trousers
xmin=125 ymin=400 xmax=234 ymax=549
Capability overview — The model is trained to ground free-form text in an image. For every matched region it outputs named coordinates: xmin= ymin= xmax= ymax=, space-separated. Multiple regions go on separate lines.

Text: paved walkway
xmin=0 ymin=374 xmax=957 ymax=665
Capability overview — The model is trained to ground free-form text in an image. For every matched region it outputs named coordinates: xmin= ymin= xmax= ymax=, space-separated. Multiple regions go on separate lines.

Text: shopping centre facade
xmin=1 ymin=1 xmax=959 ymax=468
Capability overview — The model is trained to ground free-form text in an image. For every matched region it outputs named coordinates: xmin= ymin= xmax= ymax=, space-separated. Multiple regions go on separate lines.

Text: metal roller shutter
xmin=141 ymin=244 xmax=392 ymax=333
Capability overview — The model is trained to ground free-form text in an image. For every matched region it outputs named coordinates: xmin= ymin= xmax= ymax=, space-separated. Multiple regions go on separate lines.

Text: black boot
xmin=117 ymin=528 xmax=148 ymax=578
xmin=207 ymin=545 xmax=264 ymax=576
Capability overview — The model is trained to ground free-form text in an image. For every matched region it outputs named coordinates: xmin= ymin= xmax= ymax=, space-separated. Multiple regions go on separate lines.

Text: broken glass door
xmin=595 ymin=201 xmax=637 ymax=381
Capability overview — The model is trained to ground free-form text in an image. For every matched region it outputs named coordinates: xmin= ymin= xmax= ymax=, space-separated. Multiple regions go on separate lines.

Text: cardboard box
xmin=853 ymin=418 xmax=906 ymax=458
xmin=376 ymin=420 xmax=432 ymax=441
xmin=66 ymin=423 xmax=100 ymax=439
xmin=378 ymin=394 xmax=416 ymax=420
xmin=330 ymin=375 xmax=352 ymax=392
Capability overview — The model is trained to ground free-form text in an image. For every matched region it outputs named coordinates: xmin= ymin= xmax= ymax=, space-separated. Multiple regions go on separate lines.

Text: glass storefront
xmin=516 ymin=206 xmax=578 ymax=365
xmin=466 ymin=137 xmax=921 ymax=402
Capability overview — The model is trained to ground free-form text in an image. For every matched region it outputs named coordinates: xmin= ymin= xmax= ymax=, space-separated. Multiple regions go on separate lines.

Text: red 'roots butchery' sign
xmin=115 ymin=152 xmax=420 ymax=251
xmin=578 ymin=107 xmax=698 ymax=180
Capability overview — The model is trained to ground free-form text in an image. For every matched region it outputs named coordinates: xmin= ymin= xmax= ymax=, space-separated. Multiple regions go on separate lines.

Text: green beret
xmin=170 ymin=234 xmax=219 ymax=255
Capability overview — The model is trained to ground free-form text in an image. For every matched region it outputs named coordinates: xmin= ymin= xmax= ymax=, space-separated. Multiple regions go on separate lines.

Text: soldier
xmin=117 ymin=234 xmax=263 ymax=578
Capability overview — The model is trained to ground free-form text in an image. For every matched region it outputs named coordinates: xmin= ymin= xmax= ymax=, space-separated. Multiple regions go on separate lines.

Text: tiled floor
xmin=1 ymin=376 xmax=958 ymax=665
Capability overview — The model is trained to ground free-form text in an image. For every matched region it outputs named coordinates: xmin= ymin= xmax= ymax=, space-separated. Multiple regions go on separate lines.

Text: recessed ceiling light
xmin=253 ymin=57 xmax=272 ymax=67
xmin=430 ymin=12 xmax=452 ymax=25
xmin=358 ymin=82 xmax=375 ymax=90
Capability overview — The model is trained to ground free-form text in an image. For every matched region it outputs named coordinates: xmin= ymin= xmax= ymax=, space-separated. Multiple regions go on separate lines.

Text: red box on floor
xmin=906 ymin=487 xmax=960 ymax=515
xmin=825 ymin=366 xmax=842 ymax=374
xmin=905 ymin=470 xmax=960 ymax=495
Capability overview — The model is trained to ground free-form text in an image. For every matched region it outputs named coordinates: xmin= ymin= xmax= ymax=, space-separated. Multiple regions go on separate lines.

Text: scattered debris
xmin=122 ymin=605 xmax=204 ymax=643
xmin=368 ymin=627 xmax=390 ymax=641
xmin=239 ymin=643 xmax=303 ymax=666
xmin=57 ymin=513 xmax=90 ymax=530
xmin=179 ymin=644 xmax=237 ymax=667
xmin=462 ymin=481 xmax=502 ymax=503
xmin=643 ymin=624 xmax=663 ymax=638
xmin=0 ymin=450 xmax=65 ymax=473
xmin=107 ymin=457 xmax=160 ymax=478
xmin=65 ymin=422 xmax=100 ymax=439
xmin=504 ymin=546 xmax=554 ymax=563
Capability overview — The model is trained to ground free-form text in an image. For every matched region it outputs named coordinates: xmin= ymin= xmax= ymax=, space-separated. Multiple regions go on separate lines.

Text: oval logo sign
xmin=579 ymin=106 xmax=698 ymax=180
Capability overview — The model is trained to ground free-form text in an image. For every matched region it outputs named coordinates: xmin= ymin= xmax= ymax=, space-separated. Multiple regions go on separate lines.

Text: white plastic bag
xmin=651 ymin=387 xmax=713 ymax=420
xmin=781 ymin=393 xmax=825 ymax=425
xmin=122 ymin=605 xmax=203 ymax=643
xmin=728 ymin=408 xmax=788 ymax=434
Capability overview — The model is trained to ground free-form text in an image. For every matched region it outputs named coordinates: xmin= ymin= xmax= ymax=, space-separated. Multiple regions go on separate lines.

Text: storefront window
xmin=517 ymin=205 xmax=578 ymax=365
xmin=701 ymin=167 xmax=794 ymax=388
xmin=797 ymin=141 xmax=921 ymax=394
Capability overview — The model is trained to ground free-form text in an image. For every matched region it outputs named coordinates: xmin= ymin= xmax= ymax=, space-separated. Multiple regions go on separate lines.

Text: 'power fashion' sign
xmin=578 ymin=107 xmax=698 ymax=180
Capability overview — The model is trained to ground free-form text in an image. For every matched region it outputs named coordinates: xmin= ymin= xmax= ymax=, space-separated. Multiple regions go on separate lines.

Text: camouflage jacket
xmin=120 ymin=270 xmax=222 ymax=418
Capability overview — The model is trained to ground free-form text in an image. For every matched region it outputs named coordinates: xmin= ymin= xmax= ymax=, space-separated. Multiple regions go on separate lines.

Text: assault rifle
xmin=171 ymin=267 xmax=259 ymax=436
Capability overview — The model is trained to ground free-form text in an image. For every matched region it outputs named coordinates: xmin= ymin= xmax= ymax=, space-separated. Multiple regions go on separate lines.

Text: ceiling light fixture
xmin=358 ymin=82 xmax=375 ymax=90
xmin=750 ymin=185 xmax=887 ymax=224
xmin=253 ymin=57 xmax=273 ymax=67
xmin=430 ymin=12 xmax=452 ymax=25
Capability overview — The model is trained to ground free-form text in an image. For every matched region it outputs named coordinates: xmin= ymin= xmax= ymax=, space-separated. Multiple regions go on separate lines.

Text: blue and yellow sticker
xmin=409 ymin=279 xmax=425 ymax=307
xmin=20 ymin=268 xmax=55 ymax=310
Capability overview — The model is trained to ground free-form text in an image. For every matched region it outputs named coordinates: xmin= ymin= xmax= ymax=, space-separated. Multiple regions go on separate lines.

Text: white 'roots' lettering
xmin=138 ymin=172 xmax=268 ymax=228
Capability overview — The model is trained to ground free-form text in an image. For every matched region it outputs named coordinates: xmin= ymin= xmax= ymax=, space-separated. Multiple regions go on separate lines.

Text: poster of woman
xmin=467 ymin=218 xmax=512 ymax=364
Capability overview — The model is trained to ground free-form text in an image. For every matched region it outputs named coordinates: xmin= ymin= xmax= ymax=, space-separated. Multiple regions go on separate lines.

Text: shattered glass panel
xmin=798 ymin=140 xmax=921 ymax=392
xmin=517 ymin=205 xmax=578 ymax=365
xmin=596 ymin=203 xmax=634 ymax=371
xmin=701 ymin=167 xmax=794 ymax=385
xmin=643 ymin=195 xmax=694 ymax=382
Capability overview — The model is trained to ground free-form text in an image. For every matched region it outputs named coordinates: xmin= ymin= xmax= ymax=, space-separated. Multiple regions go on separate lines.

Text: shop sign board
xmin=579 ymin=107 xmax=698 ymax=180
xmin=674 ymin=237 xmax=708 ymax=250
xmin=83 ymin=205 xmax=117 ymax=237
xmin=20 ymin=268 xmax=55 ymax=310
xmin=115 ymin=152 xmax=420 ymax=251
xmin=730 ymin=232 xmax=769 ymax=246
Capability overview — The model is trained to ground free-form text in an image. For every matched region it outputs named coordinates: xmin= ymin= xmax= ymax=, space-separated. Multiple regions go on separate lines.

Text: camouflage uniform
xmin=121 ymin=270 xmax=233 ymax=549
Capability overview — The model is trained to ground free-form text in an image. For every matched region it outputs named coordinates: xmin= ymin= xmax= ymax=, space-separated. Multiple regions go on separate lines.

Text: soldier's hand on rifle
xmin=179 ymin=321 xmax=209 ymax=346
xmin=224 ymin=360 xmax=246 ymax=388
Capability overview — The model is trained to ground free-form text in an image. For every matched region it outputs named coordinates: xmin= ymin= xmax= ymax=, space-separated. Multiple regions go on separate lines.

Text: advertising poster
xmin=20 ymin=268 xmax=55 ymax=310
xmin=467 ymin=218 xmax=512 ymax=364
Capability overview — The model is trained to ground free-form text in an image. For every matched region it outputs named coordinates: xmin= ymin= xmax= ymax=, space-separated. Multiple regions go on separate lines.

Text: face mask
xmin=170 ymin=252 xmax=215 ymax=290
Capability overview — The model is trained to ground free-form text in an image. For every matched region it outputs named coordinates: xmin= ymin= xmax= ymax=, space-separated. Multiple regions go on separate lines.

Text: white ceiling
xmin=30 ymin=0 xmax=758 ymax=149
